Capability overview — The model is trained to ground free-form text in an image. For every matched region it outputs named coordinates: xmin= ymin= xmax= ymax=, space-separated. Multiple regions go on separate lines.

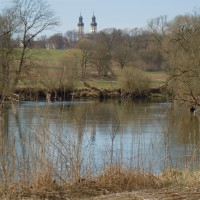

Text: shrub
xmin=58 ymin=55 xmax=81 ymax=90
xmin=119 ymin=67 xmax=151 ymax=94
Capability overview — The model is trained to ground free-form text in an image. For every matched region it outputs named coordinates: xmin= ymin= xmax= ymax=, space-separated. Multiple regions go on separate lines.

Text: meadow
xmin=20 ymin=48 xmax=168 ymax=92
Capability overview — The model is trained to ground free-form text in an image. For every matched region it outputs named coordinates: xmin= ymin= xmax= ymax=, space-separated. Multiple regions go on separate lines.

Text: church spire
xmin=77 ymin=14 xmax=84 ymax=34
xmin=91 ymin=13 xmax=97 ymax=33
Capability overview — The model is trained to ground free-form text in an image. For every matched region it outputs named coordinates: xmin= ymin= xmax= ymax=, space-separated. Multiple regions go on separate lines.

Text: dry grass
xmin=0 ymin=166 xmax=162 ymax=199
xmin=1 ymin=165 xmax=200 ymax=199
xmin=160 ymin=168 xmax=200 ymax=187
xmin=93 ymin=166 xmax=162 ymax=192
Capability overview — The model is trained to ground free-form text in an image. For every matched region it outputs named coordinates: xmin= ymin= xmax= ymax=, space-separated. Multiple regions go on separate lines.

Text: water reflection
xmin=0 ymin=99 xmax=200 ymax=179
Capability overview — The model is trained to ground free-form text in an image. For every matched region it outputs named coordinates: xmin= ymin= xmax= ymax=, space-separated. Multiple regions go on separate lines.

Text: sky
xmin=1 ymin=0 xmax=200 ymax=36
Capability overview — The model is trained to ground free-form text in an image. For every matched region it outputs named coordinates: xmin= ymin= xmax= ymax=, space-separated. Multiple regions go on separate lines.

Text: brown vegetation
xmin=0 ymin=167 xmax=200 ymax=199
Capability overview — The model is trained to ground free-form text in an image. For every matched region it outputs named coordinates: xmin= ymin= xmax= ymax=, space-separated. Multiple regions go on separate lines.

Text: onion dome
xmin=78 ymin=15 xmax=84 ymax=26
xmin=91 ymin=15 xmax=97 ymax=26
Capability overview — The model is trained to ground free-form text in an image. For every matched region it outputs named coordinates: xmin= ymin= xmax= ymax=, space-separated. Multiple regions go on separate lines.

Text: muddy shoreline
xmin=14 ymin=85 xmax=167 ymax=101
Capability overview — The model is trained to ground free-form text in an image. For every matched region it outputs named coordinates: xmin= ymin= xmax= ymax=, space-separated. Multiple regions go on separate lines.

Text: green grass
xmin=145 ymin=71 xmax=168 ymax=88
xmin=13 ymin=48 xmax=168 ymax=90
xmin=31 ymin=48 xmax=68 ymax=61
xmin=13 ymin=48 xmax=69 ymax=62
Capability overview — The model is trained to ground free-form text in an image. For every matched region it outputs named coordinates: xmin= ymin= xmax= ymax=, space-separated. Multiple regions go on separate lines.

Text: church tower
xmin=77 ymin=14 xmax=84 ymax=34
xmin=90 ymin=14 xmax=97 ymax=33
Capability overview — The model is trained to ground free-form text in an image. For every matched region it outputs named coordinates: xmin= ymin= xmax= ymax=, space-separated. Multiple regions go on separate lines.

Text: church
xmin=77 ymin=14 xmax=97 ymax=34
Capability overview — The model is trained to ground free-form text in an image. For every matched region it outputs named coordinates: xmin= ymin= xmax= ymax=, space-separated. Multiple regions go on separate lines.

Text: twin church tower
xmin=77 ymin=14 xmax=97 ymax=34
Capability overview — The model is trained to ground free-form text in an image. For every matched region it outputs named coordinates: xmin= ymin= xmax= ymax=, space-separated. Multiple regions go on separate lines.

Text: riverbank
xmin=89 ymin=187 xmax=200 ymax=200
xmin=1 ymin=168 xmax=200 ymax=199
xmin=13 ymin=82 xmax=168 ymax=101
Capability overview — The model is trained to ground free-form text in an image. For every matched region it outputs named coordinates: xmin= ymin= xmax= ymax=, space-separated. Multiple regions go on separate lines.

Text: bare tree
xmin=76 ymin=38 xmax=95 ymax=78
xmin=47 ymin=33 xmax=68 ymax=49
xmin=98 ymin=28 xmax=122 ymax=52
xmin=91 ymin=46 xmax=113 ymax=77
xmin=36 ymin=35 xmax=47 ymax=48
xmin=12 ymin=0 xmax=59 ymax=87
xmin=0 ymin=8 xmax=18 ymax=99
xmin=166 ymin=13 xmax=200 ymax=107
xmin=123 ymin=28 xmax=145 ymax=50
xmin=0 ymin=9 xmax=17 ymax=38
xmin=112 ymin=42 xmax=132 ymax=69
xmin=65 ymin=30 xmax=78 ymax=48
xmin=148 ymin=15 xmax=168 ymax=46
xmin=0 ymin=0 xmax=59 ymax=102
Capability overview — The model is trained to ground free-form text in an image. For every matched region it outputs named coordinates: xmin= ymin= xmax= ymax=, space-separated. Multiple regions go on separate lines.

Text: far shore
xmin=10 ymin=84 xmax=168 ymax=102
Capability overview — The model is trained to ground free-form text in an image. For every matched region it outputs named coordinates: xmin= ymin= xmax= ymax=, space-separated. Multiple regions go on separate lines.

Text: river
xmin=0 ymin=98 xmax=200 ymax=181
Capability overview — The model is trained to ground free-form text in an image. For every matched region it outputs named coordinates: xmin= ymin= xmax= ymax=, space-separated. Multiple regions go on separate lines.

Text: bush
xmin=58 ymin=55 xmax=81 ymax=90
xmin=119 ymin=67 xmax=151 ymax=93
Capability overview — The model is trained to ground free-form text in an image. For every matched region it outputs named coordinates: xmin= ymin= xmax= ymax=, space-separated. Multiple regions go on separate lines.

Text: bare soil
xmin=87 ymin=187 xmax=200 ymax=200
xmin=17 ymin=187 xmax=200 ymax=200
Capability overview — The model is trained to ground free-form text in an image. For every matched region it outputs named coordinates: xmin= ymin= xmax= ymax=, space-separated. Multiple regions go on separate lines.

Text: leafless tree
xmin=148 ymin=13 xmax=200 ymax=107
xmin=0 ymin=7 xmax=18 ymax=99
xmin=36 ymin=35 xmax=47 ymax=48
xmin=76 ymin=38 xmax=95 ymax=78
xmin=91 ymin=46 xmax=113 ymax=77
xmin=65 ymin=30 xmax=78 ymax=48
xmin=97 ymin=28 xmax=122 ymax=52
xmin=166 ymin=13 xmax=200 ymax=107
xmin=0 ymin=0 xmax=59 ymax=102
xmin=47 ymin=33 xmax=68 ymax=49
xmin=12 ymin=0 xmax=59 ymax=87
xmin=112 ymin=40 xmax=132 ymax=69
xmin=148 ymin=15 xmax=168 ymax=46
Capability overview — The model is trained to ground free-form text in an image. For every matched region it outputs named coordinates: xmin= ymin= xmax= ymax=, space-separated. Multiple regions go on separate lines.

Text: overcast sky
xmin=1 ymin=0 xmax=200 ymax=36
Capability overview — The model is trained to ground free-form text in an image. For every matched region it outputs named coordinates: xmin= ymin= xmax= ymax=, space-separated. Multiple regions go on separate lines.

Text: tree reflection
xmin=1 ymin=99 xmax=200 ymax=176
xmin=0 ymin=108 xmax=9 ymax=181
xmin=163 ymin=106 xmax=200 ymax=169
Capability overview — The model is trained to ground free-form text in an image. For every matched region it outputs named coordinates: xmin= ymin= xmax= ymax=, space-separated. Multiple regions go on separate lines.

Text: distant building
xmin=77 ymin=14 xmax=97 ymax=36
xmin=19 ymin=40 xmax=24 ymax=48
xmin=77 ymin=14 xmax=84 ymax=35
xmin=91 ymin=14 xmax=97 ymax=33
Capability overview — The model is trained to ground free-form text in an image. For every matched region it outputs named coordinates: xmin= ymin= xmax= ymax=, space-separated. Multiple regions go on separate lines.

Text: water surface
xmin=0 ymin=99 xmax=199 ymax=178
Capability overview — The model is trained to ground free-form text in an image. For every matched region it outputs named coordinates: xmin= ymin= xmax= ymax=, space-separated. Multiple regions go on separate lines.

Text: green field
xmin=20 ymin=49 xmax=168 ymax=89
xmin=145 ymin=71 xmax=168 ymax=88
xmin=29 ymin=48 xmax=69 ymax=61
